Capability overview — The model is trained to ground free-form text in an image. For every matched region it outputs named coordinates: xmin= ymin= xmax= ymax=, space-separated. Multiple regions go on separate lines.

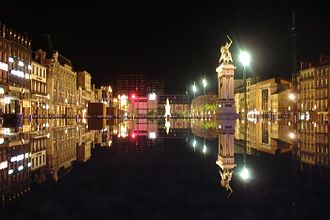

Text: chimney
xmin=320 ymin=53 xmax=326 ymax=64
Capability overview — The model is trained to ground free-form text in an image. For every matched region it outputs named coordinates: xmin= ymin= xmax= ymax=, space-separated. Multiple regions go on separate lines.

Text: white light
xmin=10 ymin=154 xmax=25 ymax=162
xmin=288 ymin=93 xmax=296 ymax=101
xmin=0 ymin=137 xmax=4 ymax=144
xmin=46 ymin=104 xmax=49 ymax=110
xmin=28 ymin=162 xmax=31 ymax=167
xmin=25 ymin=153 xmax=29 ymax=158
xmin=0 ymin=87 xmax=4 ymax=95
xmin=218 ymin=125 xmax=222 ymax=129
xmin=240 ymin=167 xmax=250 ymax=180
xmin=239 ymin=51 xmax=251 ymax=67
xmin=18 ymin=61 xmax=24 ymax=67
xmin=218 ymin=104 xmax=222 ymax=108
xmin=25 ymin=73 xmax=30 ymax=79
xmin=0 ymin=161 xmax=8 ymax=170
xmin=192 ymin=84 xmax=197 ymax=93
xmin=9 ymin=57 xmax=14 ymax=63
xmin=203 ymin=145 xmax=207 ymax=153
xmin=28 ymin=64 xmax=32 ymax=70
xmin=65 ymin=98 xmax=68 ymax=104
xmin=47 ymin=133 xmax=50 ymax=138
xmin=18 ymin=165 xmax=24 ymax=171
xmin=11 ymin=70 xmax=25 ymax=78
xmin=149 ymin=132 xmax=157 ymax=139
xmin=149 ymin=93 xmax=157 ymax=100
xmin=192 ymin=139 xmax=196 ymax=147
xmin=202 ymin=78 xmax=207 ymax=88
xmin=0 ymin=62 xmax=8 ymax=71
xmin=8 ymin=169 xmax=14 ymax=175
xmin=289 ymin=132 xmax=296 ymax=139
xmin=65 ymin=129 xmax=68 ymax=134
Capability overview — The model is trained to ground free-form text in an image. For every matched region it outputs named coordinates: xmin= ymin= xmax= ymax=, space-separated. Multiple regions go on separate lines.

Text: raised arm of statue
xmin=226 ymin=35 xmax=232 ymax=48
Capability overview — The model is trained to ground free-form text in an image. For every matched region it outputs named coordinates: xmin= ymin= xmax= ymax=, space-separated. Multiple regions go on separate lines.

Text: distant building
xmin=115 ymin=73 xmax=164 ymax=97
xmin=158 ymin=94 xmax=189 ymax=117
xmin=191 ymin=95 xmax=218 ymax=118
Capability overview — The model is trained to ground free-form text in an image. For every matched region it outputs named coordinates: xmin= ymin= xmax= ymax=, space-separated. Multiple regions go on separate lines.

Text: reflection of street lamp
xmin=192 ymin=81 xmax=197 ymax=99
xmin=202 ymin=78 xmax=207 ymax=95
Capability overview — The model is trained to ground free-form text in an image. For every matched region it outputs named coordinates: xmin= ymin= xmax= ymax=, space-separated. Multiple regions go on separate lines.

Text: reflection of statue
xmin=164 ymin=98 xmax=171 ymax=118
xmin=165 ymin=117 xmax=171 ymax=134
xmin=219 ymin=169 xmax=233 ymax=198
xmin=218 ymin=35 xmax=233 ymax=64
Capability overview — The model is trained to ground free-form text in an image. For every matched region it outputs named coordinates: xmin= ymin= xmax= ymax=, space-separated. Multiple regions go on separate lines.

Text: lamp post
xmin=192 ymin=81 xmax=197 ymax=99
xmin=239 ymin=51 xmax=251 ymax=120
xmin=202 ymin=78 xmax=207 ymax=95
xmin=239 ymin=51 xmax=251 ymax=182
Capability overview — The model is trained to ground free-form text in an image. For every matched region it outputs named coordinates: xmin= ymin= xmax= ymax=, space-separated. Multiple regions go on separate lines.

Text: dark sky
xmin=1 ymin=2 xmax=330 ymax=94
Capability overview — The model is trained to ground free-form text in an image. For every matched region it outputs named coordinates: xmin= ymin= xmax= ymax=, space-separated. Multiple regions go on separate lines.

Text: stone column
xmin=216 ymin=63 xmax=237 ymax=119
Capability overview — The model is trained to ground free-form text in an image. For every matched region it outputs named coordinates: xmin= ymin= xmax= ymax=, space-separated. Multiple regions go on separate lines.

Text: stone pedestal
xmin=216 ymin=63 xmax=238 ymax=120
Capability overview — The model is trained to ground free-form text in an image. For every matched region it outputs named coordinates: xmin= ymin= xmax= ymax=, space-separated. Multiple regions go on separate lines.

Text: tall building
xmin=298 ymin=56 xmax=330 ymax=121
xmin=77 ymin=71 xmax=93 ymax=117
xmin=115 ymin=74 xmax=146 ymax=97
xmin=35 ymin=49 xmax=77 ymax=117
xmin=0 ymin=22 xmax=32 ymax=116
xmin=115 ymin=74 xmax=164 ymax=97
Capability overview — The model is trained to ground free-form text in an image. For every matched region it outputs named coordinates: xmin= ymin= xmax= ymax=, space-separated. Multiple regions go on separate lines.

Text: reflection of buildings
xmin=297 ymin=121 xmax=330 ymax=170
xmin=235 ymin=120 xmax=293 ymax=155
xmin=46 ymin=126 xmax=77 ymax=181
xmin=0 ymin=127 xmax=31 ymax=207
xmin=216 ymin=120 xmax=236 ymax=195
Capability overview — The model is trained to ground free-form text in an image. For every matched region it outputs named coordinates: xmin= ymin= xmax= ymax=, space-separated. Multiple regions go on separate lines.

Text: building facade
xmin=0 ymin=23 xmax=32 ymax=117
xmin=36 ymin=50 xmax=77 ymax=117
xmin=298 ymin=58 xmax=330 ymax=121
xmin=30 ymin=61 xmax=47 ymax=117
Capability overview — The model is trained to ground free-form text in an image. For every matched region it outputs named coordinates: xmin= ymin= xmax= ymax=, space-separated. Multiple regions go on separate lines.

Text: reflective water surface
xmin=1 ymin=118 xmax=330 ymax=219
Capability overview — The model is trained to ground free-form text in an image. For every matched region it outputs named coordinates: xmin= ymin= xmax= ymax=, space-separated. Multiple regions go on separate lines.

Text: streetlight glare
xmin=289 ymin=93 xmax=296 ymax=101
xmin=239 ymin=167 xmax=250 ymax=180
xmin=192 ymin=84 xmax=197 ymax=92
xmin=239 ymin=51 xmax=251 ymax=67
xmin=202 ymin=78 xmax=207 ymax=88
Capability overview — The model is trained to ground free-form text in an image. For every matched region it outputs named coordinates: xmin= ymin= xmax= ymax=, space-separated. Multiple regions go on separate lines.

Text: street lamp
xmin=192 ymin=81 xmax=197 ymax=99
xmin=202 ymin=78 xmax=207 ymax=95
xmin=239 ymin=50 xmax=251 ymax=119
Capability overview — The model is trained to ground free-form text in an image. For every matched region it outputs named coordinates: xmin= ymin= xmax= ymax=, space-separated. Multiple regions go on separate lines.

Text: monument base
xmin=217 ymin=99 xmax=238 ymax=120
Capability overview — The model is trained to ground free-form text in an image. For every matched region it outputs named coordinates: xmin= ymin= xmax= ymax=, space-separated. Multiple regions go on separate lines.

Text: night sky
xmin=1 ymin=2 xmax=330 ymax=94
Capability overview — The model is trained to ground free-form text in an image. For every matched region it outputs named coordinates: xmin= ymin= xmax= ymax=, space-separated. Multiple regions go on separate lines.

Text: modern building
xmin=115 ymin=73 xmax=164 ymax=97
